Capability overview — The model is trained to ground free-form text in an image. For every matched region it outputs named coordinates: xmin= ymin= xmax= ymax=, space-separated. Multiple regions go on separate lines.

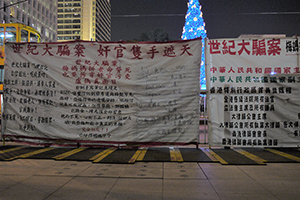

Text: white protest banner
xmin=2 ymin=38 xmax=201 ymax=145
xmin=206 ymin=37 xmax=300 ymax=147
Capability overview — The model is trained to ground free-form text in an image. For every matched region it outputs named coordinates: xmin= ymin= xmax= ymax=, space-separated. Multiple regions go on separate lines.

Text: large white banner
xmin=207 ymin=37 xmax=300 ymax=147
xmin=3 ymin=39 xmax=201 ymax=145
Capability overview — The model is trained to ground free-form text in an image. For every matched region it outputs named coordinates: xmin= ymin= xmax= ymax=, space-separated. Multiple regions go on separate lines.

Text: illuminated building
xmin=0 ymin=0 xmax=58 ymax=42
xmin=57 ymin=0 xmax=111 ymax=41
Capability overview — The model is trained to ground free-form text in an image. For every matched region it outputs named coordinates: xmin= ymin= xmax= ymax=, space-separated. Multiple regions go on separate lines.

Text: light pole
xmin=0 ymin=0 xmax=28 ymax=11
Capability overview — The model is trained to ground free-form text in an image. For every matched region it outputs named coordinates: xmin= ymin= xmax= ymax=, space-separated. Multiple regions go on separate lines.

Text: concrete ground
xmin=0 ymin=158 xmax=299 ymax=200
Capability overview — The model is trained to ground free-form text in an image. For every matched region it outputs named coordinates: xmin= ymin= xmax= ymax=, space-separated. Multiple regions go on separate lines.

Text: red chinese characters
xmin=26 ymin=43 xmax=38 ymax=55
xmin=42 ymin=44 xmax=54 ymax=56
xmin=98 ymin=45 xmax=111 ymax=58
xmin=208 ymin=39 xmax=282 ymax=56
xmin=74 ymin=43 xmax=85 ymax=57
xmin=61 ymin=59 xmax=132 ymax=85
xmin=11 ymin=42 xmax=195 ymax=59
xmin=56 ymin=44 xmax=71 ymax=56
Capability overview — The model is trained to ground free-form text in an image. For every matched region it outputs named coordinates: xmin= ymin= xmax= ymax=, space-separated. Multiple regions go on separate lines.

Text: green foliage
xmin=139 ymin=27 xmax=169 ymax=42
xmin=139 ymin=32 xmax=150 ymax=41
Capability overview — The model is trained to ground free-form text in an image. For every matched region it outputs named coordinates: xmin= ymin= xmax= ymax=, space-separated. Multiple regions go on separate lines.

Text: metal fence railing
xmin=199 ymin=93 xmax=208 ymax=144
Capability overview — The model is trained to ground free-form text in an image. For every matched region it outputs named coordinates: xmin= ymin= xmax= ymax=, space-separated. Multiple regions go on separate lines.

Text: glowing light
xmin=0 ymin=33 xmax=14 ymax=38
xmin=182 ymin=0 xmax=207 ymax=90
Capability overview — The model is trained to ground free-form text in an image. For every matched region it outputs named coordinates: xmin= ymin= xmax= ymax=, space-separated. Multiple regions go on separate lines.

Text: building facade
xmin=57 ymin=0 xmax=110 ymax=42
xmin=0 ymin=0 xmax=58 ymax=42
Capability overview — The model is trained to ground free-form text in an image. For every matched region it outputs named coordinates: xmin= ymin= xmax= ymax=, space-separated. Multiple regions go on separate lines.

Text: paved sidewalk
xmin=0 ymin=159 xmax=299 ymax=200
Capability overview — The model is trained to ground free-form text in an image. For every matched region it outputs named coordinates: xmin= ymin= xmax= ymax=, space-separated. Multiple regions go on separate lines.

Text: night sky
xmin=110 ymin=0 xmax=300 ymax=41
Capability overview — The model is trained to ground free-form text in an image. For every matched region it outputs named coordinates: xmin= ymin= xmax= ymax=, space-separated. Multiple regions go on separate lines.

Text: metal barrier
xmin=199 ymin=92 xmax=208 ymax=144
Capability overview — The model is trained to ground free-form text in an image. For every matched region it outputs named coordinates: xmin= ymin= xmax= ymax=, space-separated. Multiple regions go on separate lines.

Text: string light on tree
xmin=182 ymin=0 xmax=207 ymax=90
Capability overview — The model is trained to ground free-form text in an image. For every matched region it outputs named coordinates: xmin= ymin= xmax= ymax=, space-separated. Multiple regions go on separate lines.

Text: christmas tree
xmin=182 ymin=0 xmax=207 ymax=90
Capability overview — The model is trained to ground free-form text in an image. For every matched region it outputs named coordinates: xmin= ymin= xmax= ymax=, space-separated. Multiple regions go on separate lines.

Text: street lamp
xmin=0 ymin=0 xmax=28 ymax=10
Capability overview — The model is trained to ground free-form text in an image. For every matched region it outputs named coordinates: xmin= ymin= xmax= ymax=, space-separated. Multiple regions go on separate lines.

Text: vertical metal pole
xmin=204 ymin=93 xmax=207 ymax=144
xmin=0 ymin=80 xmax=3 ymax=146
xmin=297 ymin=35 xmax=300 ymax=71
xmin=204 ymin=37 xmax=208 ymax=144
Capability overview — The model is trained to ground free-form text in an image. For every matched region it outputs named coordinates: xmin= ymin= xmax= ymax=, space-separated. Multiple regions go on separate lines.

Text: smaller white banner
xmin=206 ymin=37 xmax=300 ymax=147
